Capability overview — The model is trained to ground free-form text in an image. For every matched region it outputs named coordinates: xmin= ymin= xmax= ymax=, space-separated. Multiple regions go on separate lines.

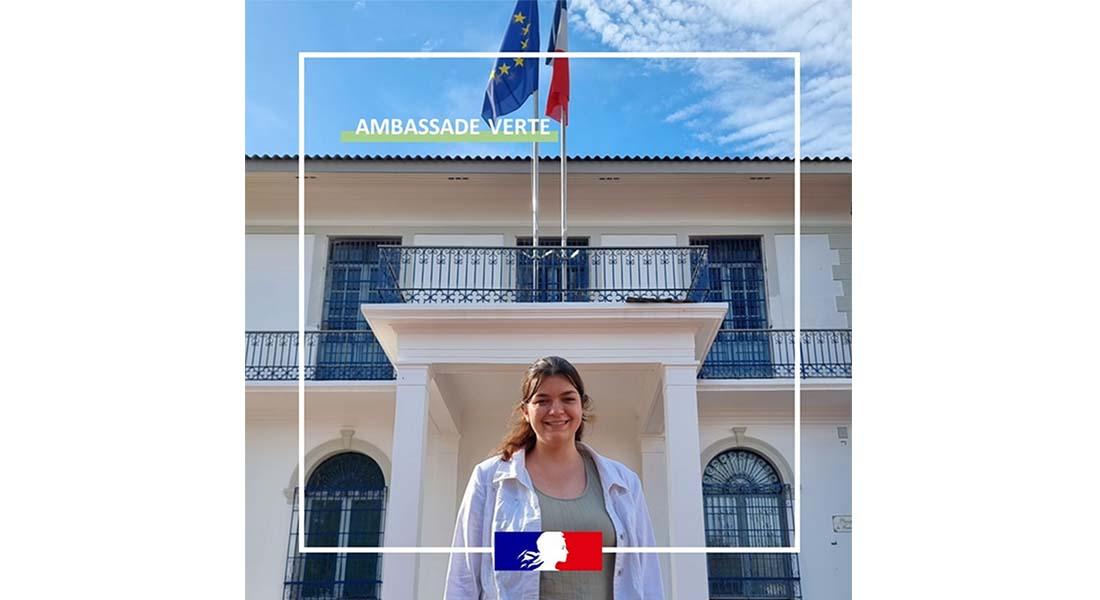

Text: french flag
xmin=494 ymin=531 xmax=602 ymax=571
xmin=544 ymin=0 xmax=569 ymax=125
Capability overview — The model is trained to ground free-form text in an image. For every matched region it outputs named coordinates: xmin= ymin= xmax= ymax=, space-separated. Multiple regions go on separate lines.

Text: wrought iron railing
xmin=246 ymin=329 xmax=850 ymax=381
xmin=283 ymin=487 xmax=386 ymax=600
xmin=699 ymin=329 xmax=852 ymax=379
xmin=704 ymin=483 xmax=801 ymax=599
xmin=375 ymin=245 xmax=711 ymax=303
xmin=246 ymin=331 xmax=394 ymax=381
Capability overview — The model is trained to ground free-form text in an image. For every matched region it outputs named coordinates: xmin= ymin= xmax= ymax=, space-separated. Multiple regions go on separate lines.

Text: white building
xmin=245 ymin=155 xmax=852 ymax=599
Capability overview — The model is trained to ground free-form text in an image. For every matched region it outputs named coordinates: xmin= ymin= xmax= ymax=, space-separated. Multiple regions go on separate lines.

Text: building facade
xmin=245 ymin=155 xmax=853 ymax=599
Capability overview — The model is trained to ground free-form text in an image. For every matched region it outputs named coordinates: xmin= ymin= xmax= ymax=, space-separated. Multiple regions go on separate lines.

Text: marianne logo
xmin=340 ymin=117 xmax=558 ymax=143
xmin=494 ymin=531 xmax=603 ymax=571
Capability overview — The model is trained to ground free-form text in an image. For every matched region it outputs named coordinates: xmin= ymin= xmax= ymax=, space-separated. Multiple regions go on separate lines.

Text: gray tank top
xmin=532 ymin=452 xmax=617 ymax=600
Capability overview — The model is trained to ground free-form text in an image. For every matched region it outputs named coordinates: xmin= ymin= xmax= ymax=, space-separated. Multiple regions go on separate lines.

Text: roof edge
xmin=245 ymin=154 xmax=851 ymax=174
xmin=246 ymin=154 xmax=850 ymax=162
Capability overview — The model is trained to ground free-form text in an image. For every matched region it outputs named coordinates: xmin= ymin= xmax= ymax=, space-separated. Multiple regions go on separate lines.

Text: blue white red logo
xmin=494 ymin=531 xmax=603 ymax=571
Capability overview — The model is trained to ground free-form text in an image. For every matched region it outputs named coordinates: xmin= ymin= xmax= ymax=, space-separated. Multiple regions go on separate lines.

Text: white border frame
xmin=297 ymin=51 xmax=801 ymax=554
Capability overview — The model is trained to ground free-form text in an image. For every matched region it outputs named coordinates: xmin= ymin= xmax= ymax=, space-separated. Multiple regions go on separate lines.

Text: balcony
xmin=246 ymin=331 xmax=394 ymax=381
xmin=698 ymin=329 xmax=853 ymax=379
xmin=245 ymin=246 xmax=851 ymax=382
xmin=245 ymin=329 xmax=851 ymax=382
xmin=375 ymin=245 xmax=711 ymax=303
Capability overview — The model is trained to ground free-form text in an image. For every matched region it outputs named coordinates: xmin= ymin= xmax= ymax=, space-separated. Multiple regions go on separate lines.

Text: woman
xmin=444 ymin=356 xmax=664 ymax=599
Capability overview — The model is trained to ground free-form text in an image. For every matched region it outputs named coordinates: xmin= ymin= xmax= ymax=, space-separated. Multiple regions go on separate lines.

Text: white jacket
xmin=443 ymin=443 xmax=665 ymax=599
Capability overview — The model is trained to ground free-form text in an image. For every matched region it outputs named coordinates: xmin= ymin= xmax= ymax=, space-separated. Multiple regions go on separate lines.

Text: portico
xmin=362 ymin=301 xmax=727 ymax=599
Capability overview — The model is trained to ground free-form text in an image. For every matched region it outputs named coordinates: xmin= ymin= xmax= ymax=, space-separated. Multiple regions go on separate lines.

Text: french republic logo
xmin=494 ymin=531 xmax=603 ymax=571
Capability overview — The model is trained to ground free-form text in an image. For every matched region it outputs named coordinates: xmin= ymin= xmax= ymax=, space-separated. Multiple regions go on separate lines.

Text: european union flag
xmin=482 ymin=0 xmax=539 ymax=125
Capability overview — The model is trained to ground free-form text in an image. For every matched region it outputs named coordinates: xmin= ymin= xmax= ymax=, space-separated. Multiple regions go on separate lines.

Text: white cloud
xmin=440 ymin=79 xmax=488 ymax=119
xmin=570 ymin=0 xmax=851 ymax=157
xmin=665 ymin=102 xmax=707 ymax=123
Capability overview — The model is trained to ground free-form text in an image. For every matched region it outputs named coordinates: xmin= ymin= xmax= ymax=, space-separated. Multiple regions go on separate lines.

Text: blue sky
xmin=247 ymin=0 xmax=851 ymax=158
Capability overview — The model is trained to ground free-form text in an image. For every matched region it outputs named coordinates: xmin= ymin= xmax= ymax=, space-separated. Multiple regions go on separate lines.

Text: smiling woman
xmin=444 ymin=356 xmax=665 ymax=600
xmin=496 ymin=356 xmax=591 ymax=464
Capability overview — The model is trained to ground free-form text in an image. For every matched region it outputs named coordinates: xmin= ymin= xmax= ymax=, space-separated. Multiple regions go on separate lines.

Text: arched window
xmin=284 ymin=452 xmax=387 ymax=600
xmin=703 ymin=449 xmax=801 ymax=599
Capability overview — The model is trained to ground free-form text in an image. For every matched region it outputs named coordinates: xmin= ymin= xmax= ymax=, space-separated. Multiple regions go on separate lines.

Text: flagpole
xmin=531 ymin=89 xmax=539 ymax=297
xmin=560 ymin=119 xmax=567 ymax=301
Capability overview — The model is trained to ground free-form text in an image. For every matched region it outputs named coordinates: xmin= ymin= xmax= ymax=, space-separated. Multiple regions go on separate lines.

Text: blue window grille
xmin=515 ymin=237 xmax=590 ymax=302
xmin=703 ymin=449 xmax=801 ymax=599
xmin=284 ymin=452 xmax=387 ymax=600
xmin=692 ymin=237 xmax=773 ymax=378
xmin=318 ymin=238 xmax=400 ymax=380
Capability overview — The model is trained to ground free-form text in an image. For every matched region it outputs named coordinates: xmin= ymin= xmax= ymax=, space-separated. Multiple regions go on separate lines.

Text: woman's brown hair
xmin=494 ymin=356 xmax=592 ymax=461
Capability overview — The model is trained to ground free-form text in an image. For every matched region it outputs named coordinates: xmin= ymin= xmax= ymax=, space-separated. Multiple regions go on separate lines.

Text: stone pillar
xmin=380 ymin=365 xmax=431 ymax=599
xmin=662 ymin=363 xmax=709 ymax=598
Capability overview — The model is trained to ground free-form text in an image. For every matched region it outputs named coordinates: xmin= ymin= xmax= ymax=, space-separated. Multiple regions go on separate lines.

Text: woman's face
xmin=524 ymin=374 xmax=583 ymax=449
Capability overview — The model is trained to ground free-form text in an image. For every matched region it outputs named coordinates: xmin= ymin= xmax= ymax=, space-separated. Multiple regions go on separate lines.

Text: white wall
xmin=416 ymin=433 xmax=459 ymax=600
xmin=797 ymin=424 xmax=853 ymax=600
xmin=411 ymin=234 xmax=504 ymax=247
xmin=583 ymin=412 xmax=644 ymax=476
xmin=245 ymin=234 xmax=318 ymax=330
xmin=407 ymin=234 xmax=507 ymax=298
xmin=772 ymin=234 xmax=848 ymax=329
xmin=640 ymin=437 xmax=673 ymax=599
xmin=599 ymin=234 xmax=678 ymax=248
xmin=245 ymin=419 xmax=298 ymax=600
xmin=597 ymin=234 xmax=690 ymax=298
xmin=455 ymin=411 xmax=516 ymax=502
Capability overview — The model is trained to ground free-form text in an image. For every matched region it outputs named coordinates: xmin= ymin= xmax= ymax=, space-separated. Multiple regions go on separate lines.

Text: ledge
xmin=360 ymin=302 xmax=729 ymax=367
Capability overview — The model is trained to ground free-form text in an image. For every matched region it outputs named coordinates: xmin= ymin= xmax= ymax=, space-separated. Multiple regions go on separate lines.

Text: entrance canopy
xmin=360 ymin=302 xmax=728 ymax=368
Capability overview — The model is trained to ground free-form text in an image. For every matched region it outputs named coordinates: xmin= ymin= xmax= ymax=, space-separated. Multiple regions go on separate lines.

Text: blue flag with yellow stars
xmin=482 ymin=0 xmax=539 ymax=126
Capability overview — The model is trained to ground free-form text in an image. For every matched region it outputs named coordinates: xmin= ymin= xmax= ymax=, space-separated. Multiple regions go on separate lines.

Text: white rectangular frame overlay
xmin=297 ymin=51 xmax=802 ymax=554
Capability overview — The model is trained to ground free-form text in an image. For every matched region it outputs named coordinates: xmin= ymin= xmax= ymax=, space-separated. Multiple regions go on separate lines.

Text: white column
xmin=641 ymin=435 xmax=673 ymax=600
xmin=662 ymin=363 xmax=709 ymax=598
xmin=381 ymin=365 xmax=431 ymax=599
